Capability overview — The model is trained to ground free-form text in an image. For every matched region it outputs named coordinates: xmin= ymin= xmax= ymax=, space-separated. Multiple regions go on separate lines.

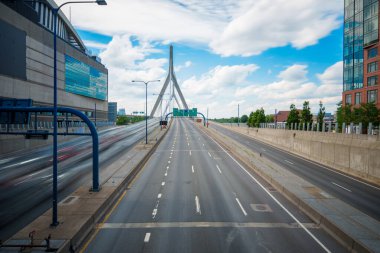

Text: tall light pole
xmin=25 ymin=0 xmax=107 ymax=227
xmin=238 ymin=104 xmax=240 ymax=127
xmin=132 ymin=80 xmax=160 ymax=144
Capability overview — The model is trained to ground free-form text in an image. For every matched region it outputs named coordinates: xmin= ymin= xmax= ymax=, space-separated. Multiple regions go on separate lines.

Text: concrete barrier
xmin=218 ymin=125 xmax=380 ymax=186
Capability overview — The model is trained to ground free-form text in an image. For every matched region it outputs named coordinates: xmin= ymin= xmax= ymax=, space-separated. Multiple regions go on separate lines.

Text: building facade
xmin=0 ymin=0 xmax=108 ymax=121
xmin=108 ymin=102 xmax=117 ymax=122
xmin=343 ymin=0 xmax=380 ymax=108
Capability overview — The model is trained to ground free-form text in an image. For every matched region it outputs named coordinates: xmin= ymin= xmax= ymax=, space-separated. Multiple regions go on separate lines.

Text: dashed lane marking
xmin=331 ymin=182 xmax=352 ymax=192
xmin=235 ymin=198 xmax=247 ymax=216
xmin=216 ymin=165 xmax=222 ymax=174
xmin=284 ymin=160 xmax=294 ymax=165
xmin=195 ymin=195 xmax=201 ymax=214
xmin=144 ymin=233 xmax=151 ymax=243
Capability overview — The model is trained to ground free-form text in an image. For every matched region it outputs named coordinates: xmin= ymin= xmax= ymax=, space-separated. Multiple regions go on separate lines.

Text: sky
xmin=57 ymin=0 xmax=344 ymax=118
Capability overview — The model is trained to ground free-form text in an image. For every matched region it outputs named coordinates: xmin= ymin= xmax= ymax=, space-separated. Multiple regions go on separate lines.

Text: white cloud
xmin=234 ymin=62 xmax=343 ymax=115
xmin=83 ymin=40 xmax=108 ymax=49
xmin=180 ymin=64 xmax=259 ymax=118
xmin=98 ymin=35 xmax=167 ymax=114
xmin=316 ymin=61 xmax=343 ymax=96
xmin=58 ymin=0 xmax=342 ymax=57
xmin=182 ymin=64 xmax=259 ymax=96
xmin=175 ymin=61 xmax=192 ymax=72
xmin=210 ymin=0 xmax=342 ymax=56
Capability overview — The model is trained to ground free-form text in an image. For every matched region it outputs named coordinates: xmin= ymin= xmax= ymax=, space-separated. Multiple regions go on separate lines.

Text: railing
xmin=258 ymin=122 xmax=379 ymax=135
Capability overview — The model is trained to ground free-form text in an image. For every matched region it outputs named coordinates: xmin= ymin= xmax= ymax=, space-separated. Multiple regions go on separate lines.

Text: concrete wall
xmin=0 ymin=3 xmax=108 ymax=119
xmin=224 ymin=125 xmax=380 ymax=184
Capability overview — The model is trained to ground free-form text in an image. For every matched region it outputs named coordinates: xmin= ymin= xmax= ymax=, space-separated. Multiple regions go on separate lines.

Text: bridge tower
xmin=150 ymin=45 xmax=188 ymax=118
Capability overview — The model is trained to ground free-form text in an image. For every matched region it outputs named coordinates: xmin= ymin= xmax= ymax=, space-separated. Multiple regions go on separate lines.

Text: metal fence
xmin=258 ymin=122 xmax=379 ymax=135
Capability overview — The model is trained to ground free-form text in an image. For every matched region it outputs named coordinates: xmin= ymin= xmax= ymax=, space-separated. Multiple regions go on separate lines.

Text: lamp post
xmin=238 ymin=104 xmax=240 ymax=127
xmin=132 ymin=80 xmax=160 ymax=144
xmin=25 ymin=0 xmax=107 ymax=227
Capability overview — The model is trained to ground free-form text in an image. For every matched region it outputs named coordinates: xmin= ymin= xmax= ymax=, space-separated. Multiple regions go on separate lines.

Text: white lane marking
xmin=168 ymin=161 xmax=171 ymax=164
xmin=195 ymin=195 xmax=201 ymax=214
xmin=192 ymin=165 xmax=195 ymax=173
xmin=216 ymin=165 xmax=222 ymax=174
xmin=208 ymin=152 xmax=211 ymax=157
xmin=203 ymin=144 xmax=205 ymax=147
xmin=165 ymin=172 xmax=167 ymax=177
xmin=261 ymin=148 xmax=266 ymax=152
xmin=158 ymin=193 xmax=162 ymax=199
xmin=152 ymin=209 xmax=157 ymax=218
xmin=169 ymin=156 xmax=172 ymax=159
xmin=144 ymin=233 xmax=151 ymax=243
xmin=331 ymin=182 xmax=352 ymax=192
xmin=207 ymin=134 xmax=332 ymax=253
xmin=285 ymin=160 xmax=294 ymax=165
xmin=188 ymin=143 xmax=190 ymax=146
xmin=235 ymin=198 xmax=247 ymax=216
xmin=190 ymin=150 xmax=192 ymax=156
xmin=167 ymin=166 xmax=169 ymax=169
xmin=162 ymin=182 xmax=165 ymax=186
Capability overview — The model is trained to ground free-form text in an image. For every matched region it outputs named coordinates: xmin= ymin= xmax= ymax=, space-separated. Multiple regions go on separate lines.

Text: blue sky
xmin=58 ymin=0 xmax=344 ymax=118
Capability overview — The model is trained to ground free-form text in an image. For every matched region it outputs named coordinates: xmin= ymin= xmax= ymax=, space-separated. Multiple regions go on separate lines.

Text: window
xmin=367 ymin=75 xmax=378 ymax=86
xmin=368 ymin=47 xmax=378 ymax=58
xmin=345 ymin=94 xmax=352 ymax=105
xmin=355 ymin=92 xmax=362 ymax=104
xmin=367 ymin=89 xmax=378 ymax=103
xmin=368 ymin=61 xmax=378 ymax=72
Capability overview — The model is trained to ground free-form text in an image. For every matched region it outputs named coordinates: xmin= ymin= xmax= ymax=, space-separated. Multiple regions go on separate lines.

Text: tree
xmin=248 ymin=111 xmax=254 ymax=127
xmin=116 ymin=115 xmax=128 ymax=125
xmin=265 ymin=114 xmax=274 ymax=123
xmin=353 ymin=102 xmax=380 ymax=129
xmin=286 ymin=104 xmax=300 ymax=127
xmin=301 ymin=101 xmax=313 ymax=123
xmin=241 ymin=114 xmax=248 ymax=123
xmin=317 ymin=101 xmax=325 ymax=131
xmin=248 ymin=108 xmax=266 ymax=127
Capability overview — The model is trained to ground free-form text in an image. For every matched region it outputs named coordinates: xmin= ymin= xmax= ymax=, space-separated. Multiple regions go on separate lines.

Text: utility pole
xmin=238 ymin=104 xmax=240 ymax=127
xmin=132 ymin=80 xmax=160 ymax=144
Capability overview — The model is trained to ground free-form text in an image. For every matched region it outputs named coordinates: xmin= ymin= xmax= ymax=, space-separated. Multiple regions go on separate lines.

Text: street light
xmin=25 ymin=0 xmax=107 ymax=227
xmin=132 ymin=80 xmax=160 ymax=144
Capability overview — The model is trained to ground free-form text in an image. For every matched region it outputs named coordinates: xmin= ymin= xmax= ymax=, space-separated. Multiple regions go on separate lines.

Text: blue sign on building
xmin=65 ymin=55 xmax=107 ymax=100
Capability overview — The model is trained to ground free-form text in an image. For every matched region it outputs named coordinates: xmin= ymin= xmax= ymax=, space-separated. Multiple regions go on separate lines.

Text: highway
xmin=0 ymin=119 xmax=159 ymax=241
xmin=210 ymin=123 xmax=380 ymax=222
xmin=82 ymin=119 xmax=346 ymax=253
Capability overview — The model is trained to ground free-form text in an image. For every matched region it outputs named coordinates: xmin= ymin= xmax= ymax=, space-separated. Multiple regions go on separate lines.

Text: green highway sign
xmin=173 ymin=108 xmax=197 ymax=117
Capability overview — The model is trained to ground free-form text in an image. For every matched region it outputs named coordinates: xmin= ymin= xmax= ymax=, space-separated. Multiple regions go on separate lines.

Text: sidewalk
xmin=0 ymin=125 xmax=169 ymax=252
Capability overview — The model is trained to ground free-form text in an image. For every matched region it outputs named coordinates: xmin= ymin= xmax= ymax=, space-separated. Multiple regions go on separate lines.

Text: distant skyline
xmin=57 ymin=0 xmax=343 ymax=118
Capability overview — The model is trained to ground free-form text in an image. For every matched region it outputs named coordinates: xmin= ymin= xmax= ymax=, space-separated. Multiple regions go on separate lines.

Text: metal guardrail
xmin=0 ymin=106 xmax=100 ymax=191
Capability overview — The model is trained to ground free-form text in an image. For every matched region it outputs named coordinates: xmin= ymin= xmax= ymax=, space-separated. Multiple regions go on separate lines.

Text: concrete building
xmin=0 ymin=0 xmax=108 ymax=122
xmin=343 ymin=0 xmax=380 ymax=108
xmin=108 ymin=102 xmax=117 ymax=122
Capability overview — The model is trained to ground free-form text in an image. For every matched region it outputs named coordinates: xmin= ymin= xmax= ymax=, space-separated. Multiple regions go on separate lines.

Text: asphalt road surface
xmin=82 ymin=119 xmax=346 ymax=253
xmin=210 ymin=123 xmax=380 ymax=222
xmin=0 ymin=119 xmax=158 ymax=241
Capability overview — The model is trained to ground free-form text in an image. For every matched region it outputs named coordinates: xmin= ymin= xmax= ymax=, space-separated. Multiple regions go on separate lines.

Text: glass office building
xmin=343 ymin=0 xmax=380 ymax=108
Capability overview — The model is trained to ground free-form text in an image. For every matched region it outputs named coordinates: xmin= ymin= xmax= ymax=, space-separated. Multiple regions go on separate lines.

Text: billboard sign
xmin=65 ymin=55 xmax=107 ymax=100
